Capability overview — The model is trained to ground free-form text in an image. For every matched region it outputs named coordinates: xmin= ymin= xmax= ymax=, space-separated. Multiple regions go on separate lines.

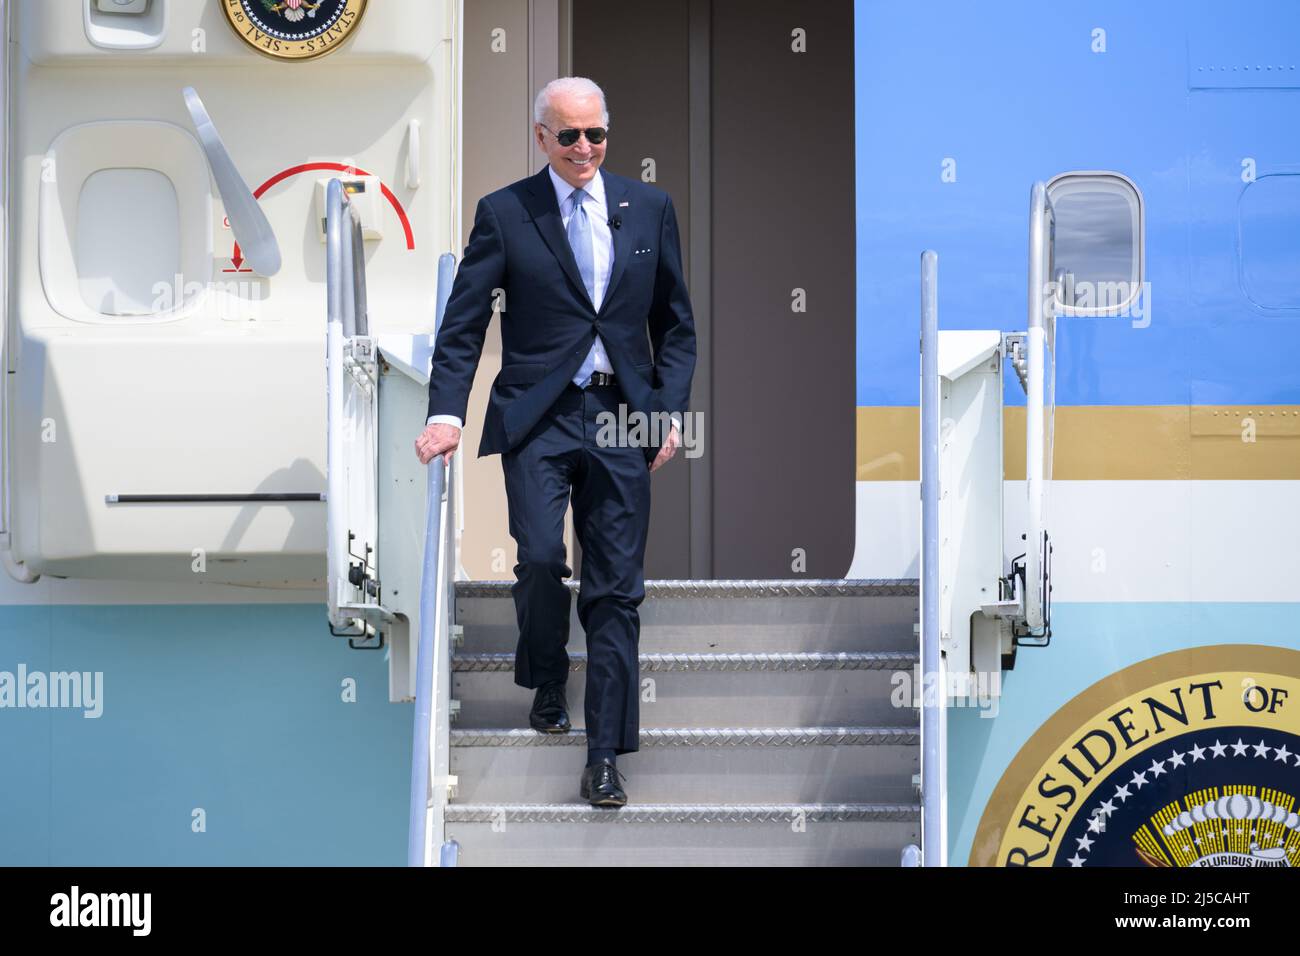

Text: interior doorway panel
xmin=574 ymin=0 xmax=856 ymax=578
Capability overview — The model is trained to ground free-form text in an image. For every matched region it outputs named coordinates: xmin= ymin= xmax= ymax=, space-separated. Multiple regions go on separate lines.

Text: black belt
xmin=587 ymin=371 xmax=615 ymax=386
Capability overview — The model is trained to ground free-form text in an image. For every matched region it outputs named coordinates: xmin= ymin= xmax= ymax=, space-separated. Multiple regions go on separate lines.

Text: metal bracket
xmin=337 ymin=601 xmax=395 ymax=626
xmin=1003 ymin=331 xmax=1028 ymax=392
xmin=430 ymin=774 xmax=458 ymax=801
xmin=332 ymin=601 xmax=395 ymax=649
xmin=978 ymin=599 xmax=1022 ymax=620
xmin=343 ymin=335 xmax=379 ymax=389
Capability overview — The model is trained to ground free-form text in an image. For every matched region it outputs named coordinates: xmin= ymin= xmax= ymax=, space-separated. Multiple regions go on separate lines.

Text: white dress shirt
xmin=428 ymin=166 xmax=678 ymax=438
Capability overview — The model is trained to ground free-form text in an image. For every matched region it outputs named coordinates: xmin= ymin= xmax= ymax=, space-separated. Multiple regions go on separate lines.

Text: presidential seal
xmin=221 ymin=0 xmax=368 ymax=61
xmin=970 ymin=645 xmax=1300 ymax=867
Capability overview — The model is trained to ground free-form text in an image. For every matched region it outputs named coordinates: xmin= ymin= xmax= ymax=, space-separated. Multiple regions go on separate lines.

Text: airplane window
xmin=1047 ymin=173 xmax=1144 ymax=316
xmin=76 ymin=168 xmax=181 ymax=316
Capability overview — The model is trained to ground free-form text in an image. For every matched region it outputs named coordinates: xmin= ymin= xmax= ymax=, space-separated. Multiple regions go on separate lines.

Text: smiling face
xmin=535 ymin=89 xmax=607 ymax=190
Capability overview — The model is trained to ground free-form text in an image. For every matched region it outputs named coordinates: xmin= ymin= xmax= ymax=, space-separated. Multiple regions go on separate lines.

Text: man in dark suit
xmin=414 ymin=77 xmax=696 ymax=807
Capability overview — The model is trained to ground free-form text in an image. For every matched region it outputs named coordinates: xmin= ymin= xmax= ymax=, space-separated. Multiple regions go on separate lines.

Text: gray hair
xmin=533 ymin=76 xmax=609 ymax=128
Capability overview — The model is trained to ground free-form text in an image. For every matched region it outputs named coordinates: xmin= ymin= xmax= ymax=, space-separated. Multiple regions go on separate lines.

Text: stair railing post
xmin=919 ymin=250 xmax=947 ymax=866
xmin=407 ymin=252 xmax=458 ymax=866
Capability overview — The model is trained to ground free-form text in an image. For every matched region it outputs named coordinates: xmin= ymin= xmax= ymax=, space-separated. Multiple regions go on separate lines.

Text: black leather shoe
xmin=579 ymin=758 xmax=627 ymax=807
xmin=528 ymin=680 xmax=571 ymax=733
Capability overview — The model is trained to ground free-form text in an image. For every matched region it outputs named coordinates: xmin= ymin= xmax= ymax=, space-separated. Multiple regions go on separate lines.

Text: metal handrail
xmin=328 ymin=179 xmax=368 ymax=337
xmin=325 ymin=179 xmax=376 ymax=636
xmin=1024 ymin=182 xmax=1055 ymax=633
xmin=407 ymin=252 xmax=458 ymax=866
xmin=918 ymin=249 xmax=945 ymax=866
xmin=325 ymin=174 xmax=459 ymax=863
xmin=325 ymin=181 xmax=351 ymax=630
xmin=407 ymin=442 xmax=446 ymax=866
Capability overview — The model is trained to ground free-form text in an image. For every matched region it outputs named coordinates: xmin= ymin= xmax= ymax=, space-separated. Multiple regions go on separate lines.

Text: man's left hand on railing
xmin=415 ymin=423 xmax=461 ymax=466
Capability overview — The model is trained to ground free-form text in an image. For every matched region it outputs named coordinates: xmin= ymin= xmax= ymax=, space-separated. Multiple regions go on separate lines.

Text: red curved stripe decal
xmin=228 ymin=161 xmax=416 ymax=267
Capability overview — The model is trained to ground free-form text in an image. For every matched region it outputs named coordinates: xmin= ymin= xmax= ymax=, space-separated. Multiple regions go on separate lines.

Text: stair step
xmin=455 ymin=578 xmax=919 ymax=598
xmin=455 ymin=579 xmax=919 ymax=654
xmin=444 ymin=803 xmax=919 ymax=823
xmin=442 ymin=804 xmax=920 ymax=866
xmin=454 ymin=664 xmax=915 ymax=727
xmin=452 ymin=650 xmax=918 ymax=671
xmin=449 ymin=726 xmax=918 ymax=803
xmin=450 ymin=726 xmax=919 ymax=747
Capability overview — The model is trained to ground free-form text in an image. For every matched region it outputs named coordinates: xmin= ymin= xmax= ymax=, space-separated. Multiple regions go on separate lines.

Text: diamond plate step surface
xmin=445 ymin=803 xmax=918 ymax=823
xmin=455 ymin=579 xmax=919 ymax=655
xmin=442 ymin=579 xmax=922 ymax=865
xmin=443 ymin=805 xmax=920 ymax=866
xmin=452 ymin=660 xmax=920 ymax=728
xmin=450 ymin=727 xmax=918 ymax=804
xmin=452 ymin=650 xmax=918 ymax=671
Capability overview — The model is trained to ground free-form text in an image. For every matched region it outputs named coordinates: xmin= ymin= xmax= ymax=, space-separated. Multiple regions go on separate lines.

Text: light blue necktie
xmin=567 ymin=188 xmax=598 ymax=388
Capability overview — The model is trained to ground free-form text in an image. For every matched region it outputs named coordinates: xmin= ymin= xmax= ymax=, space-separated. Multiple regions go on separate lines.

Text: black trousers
xmin=501 ymin=380 xmax=652 ymax=755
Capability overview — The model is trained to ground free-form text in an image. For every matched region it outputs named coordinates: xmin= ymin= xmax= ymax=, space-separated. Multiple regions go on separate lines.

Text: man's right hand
xmin=415 ymin=423 xmax=461 ymax=465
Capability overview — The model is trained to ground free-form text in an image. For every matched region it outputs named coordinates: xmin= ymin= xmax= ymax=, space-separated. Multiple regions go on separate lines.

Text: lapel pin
xmin=619 ymin=201 xmax=629 ymax=207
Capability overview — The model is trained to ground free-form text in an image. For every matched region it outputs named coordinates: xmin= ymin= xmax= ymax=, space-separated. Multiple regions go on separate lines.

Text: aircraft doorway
xmin=573 ymin=0 xmax=857 ymax=578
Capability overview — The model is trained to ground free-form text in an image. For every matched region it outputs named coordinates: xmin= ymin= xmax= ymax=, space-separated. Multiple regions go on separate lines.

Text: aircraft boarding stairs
xmin=443 ymin=578 xmax=921 ymax=865
xmin=331 ymin=177 xmax=1089 ymax=866
xmin=322 ymin=179 xmax=925 ymax=866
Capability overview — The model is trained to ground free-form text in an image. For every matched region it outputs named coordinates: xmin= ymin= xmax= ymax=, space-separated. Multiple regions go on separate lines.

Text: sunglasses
xmin=539 ymin=123 xmax=607 ymax=147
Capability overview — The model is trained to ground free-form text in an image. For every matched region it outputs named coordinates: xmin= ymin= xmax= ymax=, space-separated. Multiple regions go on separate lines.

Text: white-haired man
xmin=414 ymin=77 xmax=696 ymax=806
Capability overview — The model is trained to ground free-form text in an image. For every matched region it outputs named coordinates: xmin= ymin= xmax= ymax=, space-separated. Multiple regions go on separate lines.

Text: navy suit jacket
xmin=426 ymin=165 xmax=697 ymax=461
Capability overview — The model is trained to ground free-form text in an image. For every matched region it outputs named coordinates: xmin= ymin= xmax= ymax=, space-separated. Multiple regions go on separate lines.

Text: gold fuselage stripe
xmin=856 ymin=406 xmax=1300 ymax=480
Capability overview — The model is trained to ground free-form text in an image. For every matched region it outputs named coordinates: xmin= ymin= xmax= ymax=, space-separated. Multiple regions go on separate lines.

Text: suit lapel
xmin=600 ymin=172 xmax=634 ymax=316
xmin=524 ymin=166 xmax=595 ymax=313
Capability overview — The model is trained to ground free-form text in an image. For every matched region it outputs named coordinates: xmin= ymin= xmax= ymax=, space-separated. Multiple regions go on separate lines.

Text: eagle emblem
xmin=262 ymin=0 xmax=320 ymax=23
